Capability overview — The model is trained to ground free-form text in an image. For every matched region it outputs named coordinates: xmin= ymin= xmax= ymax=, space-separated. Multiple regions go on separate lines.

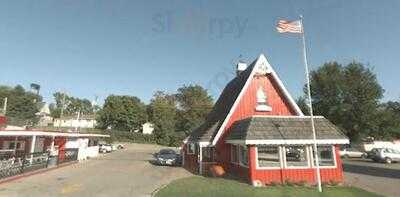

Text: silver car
xmin=340 ymin=148 xmax=366 ymax=158
xmin=371 ymin=148 xmax=400 ymax=163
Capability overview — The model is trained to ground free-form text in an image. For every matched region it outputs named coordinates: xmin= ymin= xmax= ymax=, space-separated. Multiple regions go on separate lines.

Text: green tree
xmin=307 ymin=61 xmax=384 ymax=142
xmin=148 ymin=91 xmax=179 ymax=145
xmin=50 ymin=92 xmax=94 ymax=118
xmin=175 ymin=85 xmax=213 ymax=134
xmin=295 ymin=96 xmax=310 ymax=115
xmin=0 ymin=85 xmax=42 ymax=126
xmin=97 ymin=95 xmax=147 ymax=131
xmin=372 ymin=101 xmax=400 ymax=139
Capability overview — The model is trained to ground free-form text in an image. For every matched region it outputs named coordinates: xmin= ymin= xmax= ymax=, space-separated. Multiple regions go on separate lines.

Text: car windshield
xmin=159 ymin=149 xmax=175 ymax=155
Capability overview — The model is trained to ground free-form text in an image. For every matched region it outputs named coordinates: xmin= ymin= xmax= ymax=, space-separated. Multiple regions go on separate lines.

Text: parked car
xmin=115 ymin=144 xmax=124 ymax=149
xmin=99 ymin=144 xmax=112 ymax=153
xmin=340 ymin=148 xmax=366 ymax=158
xmin=370 ymin=148 xmax=400 ymax=163
xmin=153 ymin=149 xmax=181 ymax=166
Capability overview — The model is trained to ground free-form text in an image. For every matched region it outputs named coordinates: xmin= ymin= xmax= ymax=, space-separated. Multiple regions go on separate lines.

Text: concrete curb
xmin=151 ymin=183 xmax=168 ymax=197
xmin=0 ymin=161 xmax=78 ymax=185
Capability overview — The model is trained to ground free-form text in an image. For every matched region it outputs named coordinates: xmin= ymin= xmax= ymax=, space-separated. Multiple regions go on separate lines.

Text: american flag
xmin=276 ymin=20 xmax=303 ymax=33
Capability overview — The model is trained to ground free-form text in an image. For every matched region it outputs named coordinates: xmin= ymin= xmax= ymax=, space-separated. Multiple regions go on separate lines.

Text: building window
xmin=238 ymin=145 xmax=248 ymax=167
xmin=313 ymin=145 xmax=335 ymax=167
xmin=88 ymin=139 xmax=98 ymax=147
xmin=257 ymin=145 xmax=280 ymax=168
xmin=8 ymin=142 xmax=16 ymax=150
xmin=187 ymin=143 xmax=195 ymax=154
xmin=202 ymin=147 xmax=213 ymax=162
xmin=4 ymin=141 xmax=25 ymax=151
xmin=231 ymin=145 xmax=238 ymax=163
xmin=285 ymin=145 xmax=308 ymax=167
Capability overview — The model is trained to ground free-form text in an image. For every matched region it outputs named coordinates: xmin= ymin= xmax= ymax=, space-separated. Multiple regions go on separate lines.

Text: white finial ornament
xmin=255 ymin=86 xmax=272 ymax=112
xmin=255 ymin=61 xmax=271 ymax=75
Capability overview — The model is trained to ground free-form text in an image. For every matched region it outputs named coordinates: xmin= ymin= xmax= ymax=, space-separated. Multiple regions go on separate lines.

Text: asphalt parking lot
xmin=343 ymin=158 xmax=400 ymax=197
xmin=1 ymin=145 xmax=399 ymax=197
xmin=0 ymin=144 xmax=191 ymax=197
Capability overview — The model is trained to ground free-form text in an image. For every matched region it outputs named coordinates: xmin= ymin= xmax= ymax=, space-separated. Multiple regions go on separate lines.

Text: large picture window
xmin=313 ymin=145 xmax=335 ymax=167
xmin=187 ymin=143 xmax=195 ymax=154
xmin=257 ymin=145 xmax=280 ymax=168
xmin=239 ymin=145 xmax=248 ymax=167
xmin=285 ymin=145 xmax=308 ymax=167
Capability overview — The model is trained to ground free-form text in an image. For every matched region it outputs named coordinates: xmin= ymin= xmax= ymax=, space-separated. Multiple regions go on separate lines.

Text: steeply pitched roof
xmin=226 ymin=116 xmax=348 ymax=143
xmin=187 ymin=59 xmax=257 ymax=143
xmin=188 ymin=54 xmax=307 ymax=144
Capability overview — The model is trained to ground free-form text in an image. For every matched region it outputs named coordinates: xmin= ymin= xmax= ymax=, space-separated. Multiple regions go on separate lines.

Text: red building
xmin=182 ymin=54 xmax=349 ymax=186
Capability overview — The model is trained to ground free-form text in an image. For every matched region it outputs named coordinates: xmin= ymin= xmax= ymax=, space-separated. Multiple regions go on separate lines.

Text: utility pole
xmin=75 ymin=109 xmax=81 ymax=132
xmin=2 ymin=97 xmax=7 ymax=115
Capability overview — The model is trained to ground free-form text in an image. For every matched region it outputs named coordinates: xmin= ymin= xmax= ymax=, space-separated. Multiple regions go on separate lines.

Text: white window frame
xmin=255 ymin=145 xmax=282 ymax=169
xmin=283 ymin=145 xmax=310 ymax=169
xmin=310 ymin=145 xmax=337 ymax=169
xmin=187 ymin=143 xmax=195 ymax=155
xmin=238 ymin=145 xmax=249 ymax=168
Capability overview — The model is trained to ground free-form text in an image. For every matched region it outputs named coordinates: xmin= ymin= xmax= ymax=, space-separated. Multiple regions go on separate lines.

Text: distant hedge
xmin=102 ymin=130 xmax=185 ymax=147
xmin=103 ymin=130 xmax=156 ymax=144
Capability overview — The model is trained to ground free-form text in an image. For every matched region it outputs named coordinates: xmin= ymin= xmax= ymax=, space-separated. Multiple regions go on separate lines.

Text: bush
xmin=103 ymin=130 xmax=185 ymax=147
xmin=103 ymin=130 xmax=156 ymax=144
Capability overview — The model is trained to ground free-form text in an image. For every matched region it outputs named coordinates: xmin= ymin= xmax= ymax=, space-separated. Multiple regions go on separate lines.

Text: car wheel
xmin=361 ymin=154 xmax=367 ymax=159
xmin=343 ymin=154 xmax=349 ymax=159
xmin=385 ymin=157 xmax=392 ymax=164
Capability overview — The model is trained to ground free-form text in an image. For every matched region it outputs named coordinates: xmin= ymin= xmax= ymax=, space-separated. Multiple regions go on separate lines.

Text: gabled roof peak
xmin=187 ymin=54 xmax=305 ymax=145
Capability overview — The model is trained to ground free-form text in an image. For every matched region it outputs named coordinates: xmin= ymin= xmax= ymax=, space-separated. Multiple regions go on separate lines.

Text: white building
xmin=142 ymin=122 xmax=154 ymax=134
xmin=65 ymin=137 xmax=100 ymax=160
xmin=36 ymin=103 xmax=53 ymax=127
xmin=53 ymin=115 xmax=97 ymax=129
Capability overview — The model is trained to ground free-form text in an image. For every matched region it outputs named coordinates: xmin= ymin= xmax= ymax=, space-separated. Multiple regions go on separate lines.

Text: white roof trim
xmin=199 ymin=141 xmax=211 ymax=146
xmin=211 ymin=54 xmax=304 ymax=146
xmin=0 ymin=130 xmax=109 ymax=138
xmin=252 ymin=115 xmax=324 ymax=118
xmin=226 ymin=139 xmax=349 ymax=145
xmin=267 ymin=58 xmax=304 ymax=116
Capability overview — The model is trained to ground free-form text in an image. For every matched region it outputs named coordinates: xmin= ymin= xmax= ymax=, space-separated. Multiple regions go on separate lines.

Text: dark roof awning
xmin=226 ymin=116 xmax=349 ymax=145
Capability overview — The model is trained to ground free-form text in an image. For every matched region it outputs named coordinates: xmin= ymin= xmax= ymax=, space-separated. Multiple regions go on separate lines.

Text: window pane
xmin=313 ymin=146 xmax=335 ymax=166
xmin=188 ymin=143 xmax=195 ymax=154
xmin=239 ymin=146 xmax=248 ymax=166
xmin=285 ymin=146 xmax=308 ymax=167
xmin=231 ymin=145 xmax=238 ymax=163
xmin=257 ymin=145 xmax=280 ymax=167
xmin=9 ymin=142 xmax=15 ymax=149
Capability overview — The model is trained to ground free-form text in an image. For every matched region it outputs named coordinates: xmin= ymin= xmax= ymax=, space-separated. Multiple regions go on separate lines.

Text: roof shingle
xmin=187 ymin=59 xmax=257 ymax=142
xmin=226 ymin=116 xmax=348 ymax=142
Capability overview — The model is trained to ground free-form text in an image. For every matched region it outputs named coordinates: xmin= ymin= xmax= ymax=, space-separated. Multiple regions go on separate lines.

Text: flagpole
xmin=299 ymin=15 xmax=322 ymax=192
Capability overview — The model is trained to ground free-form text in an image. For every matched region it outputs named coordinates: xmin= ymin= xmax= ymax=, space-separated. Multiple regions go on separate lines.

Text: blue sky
xmin=1 ymin=0 xmax=399 ymax=104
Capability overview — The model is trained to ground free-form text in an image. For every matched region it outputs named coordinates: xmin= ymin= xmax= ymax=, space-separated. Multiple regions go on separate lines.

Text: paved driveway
xmin=343 ymin=159 xmax=400 ymax=197
xmin=0 ymin=144 xmax=191 ymax=197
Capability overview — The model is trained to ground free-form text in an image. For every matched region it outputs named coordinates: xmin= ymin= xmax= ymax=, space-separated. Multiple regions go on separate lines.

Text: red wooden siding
xmin=216 ymin=75 xmax=297 ymax=169
xmin=0 ymin=116 xmax=6 ymax=127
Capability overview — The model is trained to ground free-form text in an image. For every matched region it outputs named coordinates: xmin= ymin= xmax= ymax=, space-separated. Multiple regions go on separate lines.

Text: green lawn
xmin=155 ymin=176 xmax=380 ymax=197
